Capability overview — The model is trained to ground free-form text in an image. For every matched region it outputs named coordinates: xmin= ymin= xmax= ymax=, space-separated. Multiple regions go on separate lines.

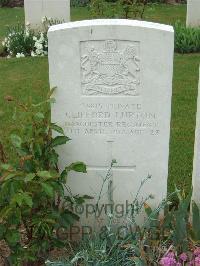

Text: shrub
xmin=90 ymin=0 xmax=148 ymax=19
xmin=0 ymin=91 xmax=88 ymax=265
xmin=2 ymin=17 xmax=62 ymax=58
xmin=175 ymin=21 xmax=200 ymax=53
xmin=2 ymin=25 xmax=47 ymax=58
xmin=70 ymin=0 xmax=90 ymax=7
xmin=0 ymin=0 xmax=10 ymax=7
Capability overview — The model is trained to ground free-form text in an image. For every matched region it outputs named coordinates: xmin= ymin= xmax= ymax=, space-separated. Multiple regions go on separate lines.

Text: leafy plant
xmin=2 ymin=25 xmax=36 ymax=58
xmin=46 ymin=184 xmax=200 ymax=265
xmin=0 ymin=0 xmax=10 ymax=7
xmin=175 ymin=21 xmax=200 ymax=53
xmin=90 ymin=0 xmax=148 ymax=19
xmin=70 ymin=0 xmax=90 ymax=7
xmin=2 ymin=18 xmax=63 ymax=58
xmin=0 ymin=91 xmax=87 ymax=265
xmin=119 ymin=0 xmax=148 ymax=19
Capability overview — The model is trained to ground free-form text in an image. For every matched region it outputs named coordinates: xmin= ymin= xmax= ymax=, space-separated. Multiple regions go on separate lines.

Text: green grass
xmin=145 ymin=3 xmax=186 ymax=25
xmin=0 ymin=4 xmax=187 ymax=39
xmin=0 ymin=57 xmax=49 ymax=146
xmin=168 ymin=54 xmax=200 ymax=195
xmin=0 ymin=7 xmax=24 ymax=40
xmin=0 ymin=4 xmax=199 ymax=195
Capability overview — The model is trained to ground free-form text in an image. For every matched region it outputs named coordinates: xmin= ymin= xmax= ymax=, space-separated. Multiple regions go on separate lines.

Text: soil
xmin=0 ymin=240 xmax=10 ymax=266
xmin=0 ymin=240 xmax=74 ymax=266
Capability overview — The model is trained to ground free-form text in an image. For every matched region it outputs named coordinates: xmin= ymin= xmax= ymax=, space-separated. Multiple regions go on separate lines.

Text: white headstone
xmin=48 ymin=19 xmax=174 ymax=230
xmin=186 ymin=0 xmax=200 ymax=28
xmin=24 ymin=0 xmax=70 ymax=29
xmin=192 ymin=67 xmax=200 ymax=206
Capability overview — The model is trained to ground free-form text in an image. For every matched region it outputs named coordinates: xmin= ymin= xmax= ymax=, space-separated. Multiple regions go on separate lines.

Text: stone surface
xmin=192 ymin=67 xmax=200 ymax=206
xmin=186 ymin=0 xmax=200 ymax=28
xmin=48 ymin=19 xmax=174 ymax=230
xmin=24 ymin=0 xmax=70 ymax=29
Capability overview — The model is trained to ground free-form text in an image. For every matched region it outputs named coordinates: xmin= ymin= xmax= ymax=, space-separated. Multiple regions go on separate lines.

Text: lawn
xmin=0 ymin=4 xmax=199 ymax=196
xmin=0 ymin=4 xmax=187 ymax=40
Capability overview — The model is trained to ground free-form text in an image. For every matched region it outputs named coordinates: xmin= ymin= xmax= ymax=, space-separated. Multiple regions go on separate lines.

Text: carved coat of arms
xmin=80 ymin=40 xmax=140 ymax=96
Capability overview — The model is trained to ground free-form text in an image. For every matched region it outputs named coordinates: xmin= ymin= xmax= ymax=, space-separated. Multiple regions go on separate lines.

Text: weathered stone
xmin=192 ymin=67 xmax=200 ymax=206
xmin=24 ymin=0 xmax=70 ymax=29
xmin=48 ymin=19 xmax=174 ymax=231
xmin=187 ymin=0 xmax=200 ymax=28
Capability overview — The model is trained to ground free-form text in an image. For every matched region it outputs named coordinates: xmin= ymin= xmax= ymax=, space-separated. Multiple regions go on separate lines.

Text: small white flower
xmin=33 ymin=36 xmax=37 ymax=41
xmin=107 ymin=213 xmax=113 ymax=218
xmin=35 ymin=42 xmax=43 ymax=50
xmin=42 ymin=16 xmax=47 ymax=23
xmin=25 ymin=30 xmax=30 ymax=37
xmin=39 ymin=32 xmax=44 ymax=41
xmin=16 ymin=53 xmax=25 ymax=58
xmin=107 ymin=226 xmax=111 ymax=232
xmin=31 ymin=51 xmax=36 ymax=57
xmin=2 ymin=41 xmax=5 ymax=46
xmin=26 ymin=21 xmax=30 ymax=26
xmin=7 ymin=55 xmax=11 ymax=59
xmin=35 ymin=49 xmax=41 ymax=55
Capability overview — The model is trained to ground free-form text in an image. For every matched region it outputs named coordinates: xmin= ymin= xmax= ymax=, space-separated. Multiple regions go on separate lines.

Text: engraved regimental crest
xmin=80 ymin=40 xmax=140 ymax=96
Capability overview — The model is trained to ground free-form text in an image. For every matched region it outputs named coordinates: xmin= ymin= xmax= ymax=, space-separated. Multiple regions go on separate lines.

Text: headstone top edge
xmin=48 ymin=19 xmax=174 ymax=34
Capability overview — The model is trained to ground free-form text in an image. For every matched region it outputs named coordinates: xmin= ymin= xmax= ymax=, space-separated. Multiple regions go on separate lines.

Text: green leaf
xmin=41 ymin=182 xmax=54 ymax=197
xmin=48 ymin=150 xmax=59 ymax=167
xmin=50 ymin=181 xmax=64 ymax=196
xmin=37 ymin=171 xmax=52 ymax=179
xmin=134 ymin=258 xmax=146 ymax=266
xmin=34 ymin=112 xmax=45 ymax=120
xmin=59 ymin=210 xmax=79 ymax=228
xmin=173 ymin=210 xmax=188 ymax=249
xmin=60 ymin=169 xmax=68 ymax=182
xmin=192 ymin=201 xmax=200 ymax=240
xmin=51 ymin=123 xmax=65 ymax=135
xmin=144 ymin=203 xmax=152 ymax=217
xmin=24 ymin=173 xmax=36 ymax=182
xmin=48 ymin=87 xmax=56 ymax=98
xmin=0 ymin=224 xmax=6 ymax=239
xmin=23 ymin=160 xmax=36 ymax=173
xmin=51 ymin=136 xmax=71 ymax=148
xmin=12 ymin=193 xmax=23 ymax=206
xmin=34 ymin=143 xmax=42 ymax=157
xmin=4 ymin=173 xmax=17 ymax=180
xmin=5 ymin=230 xmax=20 ymax=247
xmin=68 ymin=162 xmax=87 ymax=173
xmin=49 ymin=97 xmax=56 ymax=104
xmin=52 ymin=238 xmax=65 ymax=248
xmin=22 ymin=193 xmax=33 ymax=207
xmin=10 ymin=134 xmax=22 ymax=148
xmin=0 ymin=163 xmax=12 ymax=171
xmin=0 ymin=206 xmax=12 ymax=219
